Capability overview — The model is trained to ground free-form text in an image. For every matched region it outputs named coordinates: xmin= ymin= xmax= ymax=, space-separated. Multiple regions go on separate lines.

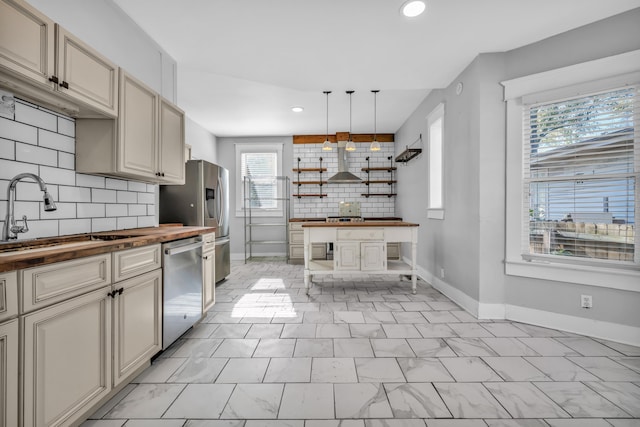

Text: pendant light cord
xmin=324 ymin=91 xmax=331 ymax=141
xmin=372 ymin=90 xmax=379 ymax=141
xmin=347 ymin=90 xmax=354 ymax=139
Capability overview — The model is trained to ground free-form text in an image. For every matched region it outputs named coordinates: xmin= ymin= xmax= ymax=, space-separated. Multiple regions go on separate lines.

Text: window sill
xmin=505 ymin=258 xmax=640 ymax=293
xmin=427 ymin=209 xmax=444 ymax=220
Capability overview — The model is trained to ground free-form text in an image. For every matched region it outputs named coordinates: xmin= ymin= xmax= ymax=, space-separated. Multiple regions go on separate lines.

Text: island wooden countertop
xmin=301 ymin=221 xmax=418 ymax=227
xmin=0 ymin=225 xmax=216 ymax=273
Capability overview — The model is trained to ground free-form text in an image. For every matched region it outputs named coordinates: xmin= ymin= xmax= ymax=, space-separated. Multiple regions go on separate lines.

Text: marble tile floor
xmin=83 ymin=260 xmax=640 ymax=427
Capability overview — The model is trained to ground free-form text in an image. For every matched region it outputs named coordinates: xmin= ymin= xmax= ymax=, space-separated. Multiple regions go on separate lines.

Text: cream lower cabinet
xmin=289 ymin=222 xmax=326 ymax=264
xmin=202 ymin=233 xmax=216 ymax=313
xmin=22 ymin=288 xmax=111 ymax=427
xmin=0 ymin=318 xmax=18 ymax=427
xmin=112 ymin=269 xmax=162 ymax=387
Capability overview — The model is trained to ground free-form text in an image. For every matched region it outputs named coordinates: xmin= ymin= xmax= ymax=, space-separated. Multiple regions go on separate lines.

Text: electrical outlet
xmin=440 ymin=268 xmax=445 ymax=279
xmin=581 ymin=294 xmax=593 ymax=309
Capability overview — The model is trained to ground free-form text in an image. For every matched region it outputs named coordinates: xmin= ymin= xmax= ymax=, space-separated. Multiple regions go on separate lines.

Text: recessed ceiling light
xmin=401 ymin=0 xmax=426 ymax=18
xmin=291 ymin=106 xmax=304 ymax=113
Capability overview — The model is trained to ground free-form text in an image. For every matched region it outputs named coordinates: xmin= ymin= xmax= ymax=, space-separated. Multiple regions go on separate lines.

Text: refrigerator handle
xmin=217 ymin=179 xmax=225 ymax=228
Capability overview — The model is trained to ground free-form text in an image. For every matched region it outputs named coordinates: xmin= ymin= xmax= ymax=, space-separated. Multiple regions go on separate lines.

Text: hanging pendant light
xmin=370 ymin=90 xmax=381 ymax=152
xmin=322 ymin=91 xmax=332 ymax=151
xmin=345 ymin=90 xmax=356 ymax=152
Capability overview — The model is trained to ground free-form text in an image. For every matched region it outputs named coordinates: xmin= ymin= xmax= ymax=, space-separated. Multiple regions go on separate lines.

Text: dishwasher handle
xmin=164 ymin=241 xmax=204 ymax=256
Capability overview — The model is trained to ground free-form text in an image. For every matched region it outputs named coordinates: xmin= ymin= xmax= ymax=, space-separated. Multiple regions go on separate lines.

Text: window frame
xmin=427 ymin=103 xmax=445 ymax=219
xmin=235 ymin=143 xmax=284 ymax=217
xmin=502 ymin=50 xmax=640 ymax=292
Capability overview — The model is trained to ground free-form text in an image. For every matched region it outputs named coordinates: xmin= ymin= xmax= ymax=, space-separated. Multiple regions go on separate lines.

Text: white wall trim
xmin=506 ymin=304 xmax=640 ymax=347
xmin=412 ymin=260 xmax=638 ymax=346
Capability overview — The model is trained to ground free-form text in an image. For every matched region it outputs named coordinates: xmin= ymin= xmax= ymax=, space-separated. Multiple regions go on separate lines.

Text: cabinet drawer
xmin=289 ymin=222 xmax=303 ymax=231
xmin=290 ymin=245 xmax=304 ymax=259
xmin=202 ymin=233 xmax=216 ymax=252
xmin=21 ymin=254 xmax=111 ymax=314
xmin=289 ymin=230 xmax=304 ymax=244
xmin=0 ymin=271 xmax=18 ymax=323
xmin=113 ymin=244 xmax=161 ymax=282
xmin=337 ymin=228 xmax=384 ymax=241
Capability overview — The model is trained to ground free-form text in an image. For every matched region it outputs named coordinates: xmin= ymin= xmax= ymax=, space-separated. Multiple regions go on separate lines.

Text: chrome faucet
xmin=2 ymin=173 xmax=57 ymax=241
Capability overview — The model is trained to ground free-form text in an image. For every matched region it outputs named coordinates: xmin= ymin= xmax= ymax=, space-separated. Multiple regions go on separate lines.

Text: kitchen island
xmin=302 ymin=221 xmax=419 ymax=294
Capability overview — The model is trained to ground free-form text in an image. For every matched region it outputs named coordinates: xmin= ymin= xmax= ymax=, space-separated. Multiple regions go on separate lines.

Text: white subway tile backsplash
xmin=13 ymin=201 xmax=41 ymax=220
xmin=43 ymin=202 xmax=76 ymax=219
xmin=16 ymin=142 xmax=58 ymax=167
xmin=106 ymin=204 xmax=128 ymax=217
xmin=128 ymin=204 xmax=147 ymax=216
xmin=0 ymin=117 xmax=38 ymax=145
xmin=117 ymin=216 xmax=137 ymax=230
xmin=38 ymin=129 xmax=75 ymax=153
xmin=59 ymin=218 xmax=90 ymax=235
xmin=0 ymin=98 xmax=157 ymax=239
xmin=92 ymin=217 xmax=117 ymax=232
xmin=92 ymin=189 xmax=117 ymax=203
xmin=106 ymin=178 xmax=128 ymax=190
xmin=58 ymin=152 xmax=74 ymax=170
xmin=17 ymin=219 xmax=58 ymax=239
xmin=77 ymin=203 xmax=105 ymax=218
xmin=76 ymin=173 xmax=105 ymax=188
xmin=128 ymin=181 xmax=147 ymax=192
xmin=0 ymin=159 xmax=39 ymax=180
xmin=0 ymin=138 xmax=15 ymax=159
xmin=39 ymin=165 xmax=76 ymax=186
xmin=14 ymin=102 xmax=57 ymax=131
xmin=15 ymin=181 xmax=58 ymax=202
xmin=138 ymin=192 xmax=155 ymax=204
xmin=117 ymin=190 xmax=137 ymax=203
xmin=57 ymin=117 xmax=75 ymax=137
xmin=137 ymin=216 xmax=156 ymax=227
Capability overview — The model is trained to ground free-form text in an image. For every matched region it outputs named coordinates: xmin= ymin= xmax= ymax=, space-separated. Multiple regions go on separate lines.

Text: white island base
xmin=302 ymin=222 xmax=419 ymax=295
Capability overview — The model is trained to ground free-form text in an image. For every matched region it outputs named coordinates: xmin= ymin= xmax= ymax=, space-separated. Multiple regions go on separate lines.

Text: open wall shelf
xmin=395 ymin=148 xmax=422 ymax=163
xmin=362 ymin=156 xmax=396 ymax=198
xmin=293 ymin=157 xmax=327 ymax=198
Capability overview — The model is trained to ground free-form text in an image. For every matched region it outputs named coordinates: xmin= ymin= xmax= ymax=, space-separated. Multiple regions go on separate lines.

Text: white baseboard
xmin=506 ymin=304 xmax=640 ymax=347
xmin=414 ymin=262 xmax=639 ymax=346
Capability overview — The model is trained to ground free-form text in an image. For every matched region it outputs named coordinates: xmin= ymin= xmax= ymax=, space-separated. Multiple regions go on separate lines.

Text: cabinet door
xmin=22 ymin=289 xmax=111 ymax=427
xmin=118 ymin=70 xmax=158 ymax=179
xmin=0 ymin=319 xmax=18 ymax=427
xmin=0 ymin=271 xmax=17 ymax=323
xmin=158 ymin=98 xmax=185 ymax=184
xmin=112 ymin=269 xmax=162 ymax=387
xmin=203 ymin=250 xmax=216 ymax=313
xmin=361 ymin=242 xmax=386 ymax=271
xmin=56 ymin=25 xmax=118 ymax=117
xmin=0 ymin=0 xmax=55 ymax=87
xmin=335 ymin=242 xmax=360 ymax=271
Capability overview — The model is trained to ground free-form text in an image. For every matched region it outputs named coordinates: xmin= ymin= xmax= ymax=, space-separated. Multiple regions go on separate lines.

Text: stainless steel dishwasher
xmin=162 ymin=236 xmax=204 ymax=349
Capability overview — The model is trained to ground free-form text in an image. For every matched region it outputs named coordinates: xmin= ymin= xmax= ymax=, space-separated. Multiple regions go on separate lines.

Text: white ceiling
xmin=113 ymin=0 xmax=640 ymax=137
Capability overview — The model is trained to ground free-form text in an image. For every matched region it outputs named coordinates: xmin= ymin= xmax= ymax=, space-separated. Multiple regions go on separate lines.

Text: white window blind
xmin=523 ymin=86 xmax=638 ymax=265
xmin=241 ymin=152 xmax=278 ymax=209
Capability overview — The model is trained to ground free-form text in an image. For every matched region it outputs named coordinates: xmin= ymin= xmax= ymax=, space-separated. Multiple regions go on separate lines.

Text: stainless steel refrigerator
xmin=160 ymin=160 xmax=230 ymax=283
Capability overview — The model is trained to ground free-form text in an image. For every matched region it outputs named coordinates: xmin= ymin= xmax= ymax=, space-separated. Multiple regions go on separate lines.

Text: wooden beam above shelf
xmin=293 ymin=133 xmax=394 ymax=144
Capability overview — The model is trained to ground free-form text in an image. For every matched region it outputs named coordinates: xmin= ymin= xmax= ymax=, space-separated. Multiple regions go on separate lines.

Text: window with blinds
xmin=523 ymin=86 xmax=638 ymax=264
xmin=241 ymin=152 xmax=279 ymax=209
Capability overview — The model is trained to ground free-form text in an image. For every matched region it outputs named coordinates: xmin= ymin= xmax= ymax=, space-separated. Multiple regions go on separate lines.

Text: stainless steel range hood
xmin=327 ymin=141 xmax=362 ymax=183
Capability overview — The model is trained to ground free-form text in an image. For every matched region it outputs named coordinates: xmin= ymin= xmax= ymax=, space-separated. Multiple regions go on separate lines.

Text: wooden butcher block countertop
xmin=301 ymin=221 xmax=418 ymax=227
xmin=0 ymin=225 xmax=216 ymax=272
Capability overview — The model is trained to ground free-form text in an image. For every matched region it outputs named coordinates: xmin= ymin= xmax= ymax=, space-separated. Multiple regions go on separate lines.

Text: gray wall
xmin=395 ymin=8 xmax=640 ymax=329
xmin=186 ymin=117 xmax=217 ymax=164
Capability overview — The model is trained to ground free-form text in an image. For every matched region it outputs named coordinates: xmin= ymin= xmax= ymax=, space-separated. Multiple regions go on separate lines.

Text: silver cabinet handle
xmin=164 ymin=241 xmax=203 ymax=255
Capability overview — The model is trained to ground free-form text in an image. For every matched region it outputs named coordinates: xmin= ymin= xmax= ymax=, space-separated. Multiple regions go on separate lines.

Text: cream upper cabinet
xmin=118 ymin=70 xmax=158 ymax=180
xmin=0 ymin=272 xmax=18 ymax=324
xmin=76 ymin=70 xmax=185 ymax=183
xmin=159 ymin=97 xmax=185 ymax=184
xmin=22 ymin=288 xmax=112 ymax=427
xmin=0 ymin=1 xmax=118 ymax=117
xmin=112 ymin=269 xmax=162 ymax=387
xmin=0 ymin=319 xmax=18 ymax=427
xmin=0 ymin=0 xmax=55 ymax=88
xmin=55 ymin=25 xmax=118 ymax=117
